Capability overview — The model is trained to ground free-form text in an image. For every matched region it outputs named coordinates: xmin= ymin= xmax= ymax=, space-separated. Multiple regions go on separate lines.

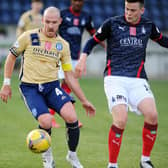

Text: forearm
xmin=83 ymin=37 xmax=98 ymax=55
xmin=4 ymin=53 xmax=16 ymax=79
xmin=64 ymin=71 xmax=87 ymax=103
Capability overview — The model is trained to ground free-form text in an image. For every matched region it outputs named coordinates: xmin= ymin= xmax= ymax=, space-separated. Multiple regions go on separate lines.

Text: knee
xmin=114 ymin=118 xmax=127 ymax=129
xmin=38 ymin=114 xmax=52 ymax=129
xmin=112 ymin=104 xmax=128 ymax=129
xmin=60 ymin=102 xmax=77 ymax=123
xmin=145 ymin=110 xmax=158 ymax=124
xmin=65 ymin=114 xmax=77 ymax=123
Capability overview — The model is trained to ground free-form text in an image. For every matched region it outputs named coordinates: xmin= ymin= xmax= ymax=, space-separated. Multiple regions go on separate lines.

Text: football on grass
xmin=26 ymin=129 xmax=51 ymax=153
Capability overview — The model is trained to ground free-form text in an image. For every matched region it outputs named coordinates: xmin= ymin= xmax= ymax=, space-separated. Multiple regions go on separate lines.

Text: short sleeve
xmin=10 ymin=32 xmax=29 ymax=57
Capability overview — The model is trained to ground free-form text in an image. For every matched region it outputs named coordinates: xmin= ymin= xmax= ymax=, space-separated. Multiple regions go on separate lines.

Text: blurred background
xmin=0 ymin=0 xmax=168 ymax=79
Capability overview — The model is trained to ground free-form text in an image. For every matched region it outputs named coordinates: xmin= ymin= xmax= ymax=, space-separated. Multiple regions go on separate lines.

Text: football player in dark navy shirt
xmin=50 ymin=0 xmax=97 ymax=128
xmin=59 ymin=0 xmax=96 ymax=60
xmin=75 ymin=0 xmax=168 ymax=168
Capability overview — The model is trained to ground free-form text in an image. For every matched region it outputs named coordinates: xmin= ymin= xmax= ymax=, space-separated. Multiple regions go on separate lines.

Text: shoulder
xmin=112 ymin=15 xmax=125 ymax=23
xmin=20 ymin=10 xmax=32 ymax=19
xmin=103 ymin=15 xmax=123 ymax=24
xmin=61 ymin=8 xmax=69 ymax=16
xmin=81 ymin=10 xmax=91 ymax=19
xmin=140 ymin=16 xmax=153 ymax=24
xmin=21 ymin=28 xmax=40 ymax=39
xmin=57 ymin=35 xmax=70 ymax=47
xmin=27 ymin=28 xmax=39 ymax=34
xmin=81 ymin=10 xmax=90 ymax=16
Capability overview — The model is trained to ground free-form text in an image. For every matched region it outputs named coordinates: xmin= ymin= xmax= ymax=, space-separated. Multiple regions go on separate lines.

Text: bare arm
xmin=64 ymin=70 xmax=95 ymax=116
xmin=4 ymin=53 xmax=16 ymax=78
xmin=0 ymin=53 xmax=17 ymax=103
xmin=75 ymin=53 xmax=88 ymax=78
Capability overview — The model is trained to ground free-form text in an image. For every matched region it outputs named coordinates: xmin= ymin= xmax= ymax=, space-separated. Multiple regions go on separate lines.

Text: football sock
xmin=141 ymin=155 xmax=150 ymax=162
xmin=108 ymin=162 xmax=118 ymax=168
xmin=61 ymin=82 xmax=71 ymax=94
xmin=39 ymin=125 xmax=52 ymax=136
xmin=142 ymin=122 xmax=158 ymax=157
xmin=66 ymin=121 xmax=79 ymax=152
xmin=108 ymin=125 xmax=124 ymax=163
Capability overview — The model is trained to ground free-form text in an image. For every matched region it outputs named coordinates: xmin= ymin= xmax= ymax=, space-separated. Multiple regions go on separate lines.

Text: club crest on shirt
xmin=45 ymin=41 xmax=52 ymax=51
xmin=73 ymin=18 xmax=79 ymax=26
xmin=56 ymin=42 xmax=63 ymax=51
xmin=81 ymin=19 xmax=86 ymax=26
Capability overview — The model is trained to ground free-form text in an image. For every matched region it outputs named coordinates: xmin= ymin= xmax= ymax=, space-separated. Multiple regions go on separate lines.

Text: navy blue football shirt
xmin=59 ymin=6 xmax=95 ymax=60
xmin=83 ymin=15 xmax=168 ymax=79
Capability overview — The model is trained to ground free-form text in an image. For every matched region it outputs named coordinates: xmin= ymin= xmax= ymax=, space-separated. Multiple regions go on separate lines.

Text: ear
xmin=59 ymin=18 xmax=62 ymax=24
xmin=140 ymin=7 xmax=145 ymax=15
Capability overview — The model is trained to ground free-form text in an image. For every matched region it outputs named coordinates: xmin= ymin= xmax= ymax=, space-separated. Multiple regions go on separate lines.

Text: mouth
xmin=48 ymin=30 xmax=54 ymax=33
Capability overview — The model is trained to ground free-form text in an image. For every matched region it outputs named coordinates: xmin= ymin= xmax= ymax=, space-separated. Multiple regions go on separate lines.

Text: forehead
xmin=72 ymin=0 xmax=83 ymax=2
xmin=125 ymin=1 xmax=141 ymax=9
xmin=44 ymin=13 xmax=60 ymax=21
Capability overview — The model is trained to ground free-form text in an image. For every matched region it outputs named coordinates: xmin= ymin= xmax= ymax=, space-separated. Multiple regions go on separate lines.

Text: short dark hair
xmin=126 ymin=0 xmax=144 ymax=5
xmin=31 ymin=0 xmax=43 ymax=3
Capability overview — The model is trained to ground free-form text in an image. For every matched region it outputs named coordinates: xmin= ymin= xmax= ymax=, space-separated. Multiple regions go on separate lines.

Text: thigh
xmin=138 ymin=98 xmax=158 ymax=124
xmin=46 ymin=84 xmax=72 ymax=115
xmin=104 ymin=76 xmax=128 ymax=113
xmin=128 ymin=79 xmax=154 ymax=114
xmin=60 ymin=101 xmax=77 ymax=123
xmin=19 ymin=84 xmax=49 ymax=120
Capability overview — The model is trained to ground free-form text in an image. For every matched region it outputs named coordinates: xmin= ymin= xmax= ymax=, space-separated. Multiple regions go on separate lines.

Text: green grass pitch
xmin=0 ymin=74 xmax=168 ymax=167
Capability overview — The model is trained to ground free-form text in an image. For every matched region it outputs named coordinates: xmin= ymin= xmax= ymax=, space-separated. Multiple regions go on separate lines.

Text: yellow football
xmin=26 ymin=129 xmax=51 ymax=153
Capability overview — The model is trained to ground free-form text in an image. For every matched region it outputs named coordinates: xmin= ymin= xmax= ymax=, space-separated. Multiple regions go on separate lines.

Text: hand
xmin=82 ymin=100 xmax=96 ymax=117
xmin=75 ymin=53 xmax=87 ymax=78
xmin=0 ymin=85 xmax=12 ymax=103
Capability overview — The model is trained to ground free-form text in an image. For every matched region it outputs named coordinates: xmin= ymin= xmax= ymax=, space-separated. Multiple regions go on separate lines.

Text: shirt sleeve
xmin=82 ymin=18 xmax=111 ymax=55
xmin=150 ymin=23 xmax=162 ymax=41
xmin=10 ymin=32 xmax=29 ymax=57
xmin=93 ymin=18 xmax=112 ymax=42
xmin=86 ymin=15 xmax=96 ymax=35
xmin=150 ymin=22 xmax=168 ymax=48
xmin=60 ymin=42 xmax=72 ymax=71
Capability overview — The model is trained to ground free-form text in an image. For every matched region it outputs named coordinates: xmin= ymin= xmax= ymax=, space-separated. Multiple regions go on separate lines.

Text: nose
xmin=48 ymin=23 xmax=53 ymax=28
xmin=127 ymin=10 xmax=132 ymax=16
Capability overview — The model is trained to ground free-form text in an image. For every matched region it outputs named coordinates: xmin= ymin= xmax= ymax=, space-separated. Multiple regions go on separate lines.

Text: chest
xmin=62 ymin=13 xmax=88 ymax=29
xmin=26 ymin=15 xmax=42 ymax=29
xmin=111 ymin=24 xmax=152 ymax=46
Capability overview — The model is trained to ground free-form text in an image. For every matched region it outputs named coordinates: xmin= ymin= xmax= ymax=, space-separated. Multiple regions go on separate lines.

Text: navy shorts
xmin=19 ymin=80 xmax=72 ymax=119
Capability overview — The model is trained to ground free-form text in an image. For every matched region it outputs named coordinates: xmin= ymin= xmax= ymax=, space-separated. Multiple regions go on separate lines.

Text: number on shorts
xmin=55 ymin=88 xmax=63 ymax=96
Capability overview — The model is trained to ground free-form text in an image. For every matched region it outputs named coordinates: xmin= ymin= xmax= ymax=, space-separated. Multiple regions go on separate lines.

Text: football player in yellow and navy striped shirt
xmin=16 ymin=0 xmax=61 ymax=128
xmin=0 ymin=7 xmax=95 ymax=168
xmin=16 ymin=0 xmax=43 ymax=37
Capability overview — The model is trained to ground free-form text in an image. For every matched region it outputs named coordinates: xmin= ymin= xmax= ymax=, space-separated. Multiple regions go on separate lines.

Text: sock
xmin=108 ymin=162 xmax=118 ymax=168
xmin=61 ymin=82 xmax=71 ymax=94
xmin=108 ymin=125 xmax=124 ymax=163
xmin=49 ymin=108 xmax=55 ymax=115
xmin=39 ymin=125 xmax=52 ymax=136
xmin=142 ymin=122 xmax=158 ymax=157
xmin=141 ymin=155 xmax=150 ymax=162
xmin=66 ymin=121 xmax=79 ymax=152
